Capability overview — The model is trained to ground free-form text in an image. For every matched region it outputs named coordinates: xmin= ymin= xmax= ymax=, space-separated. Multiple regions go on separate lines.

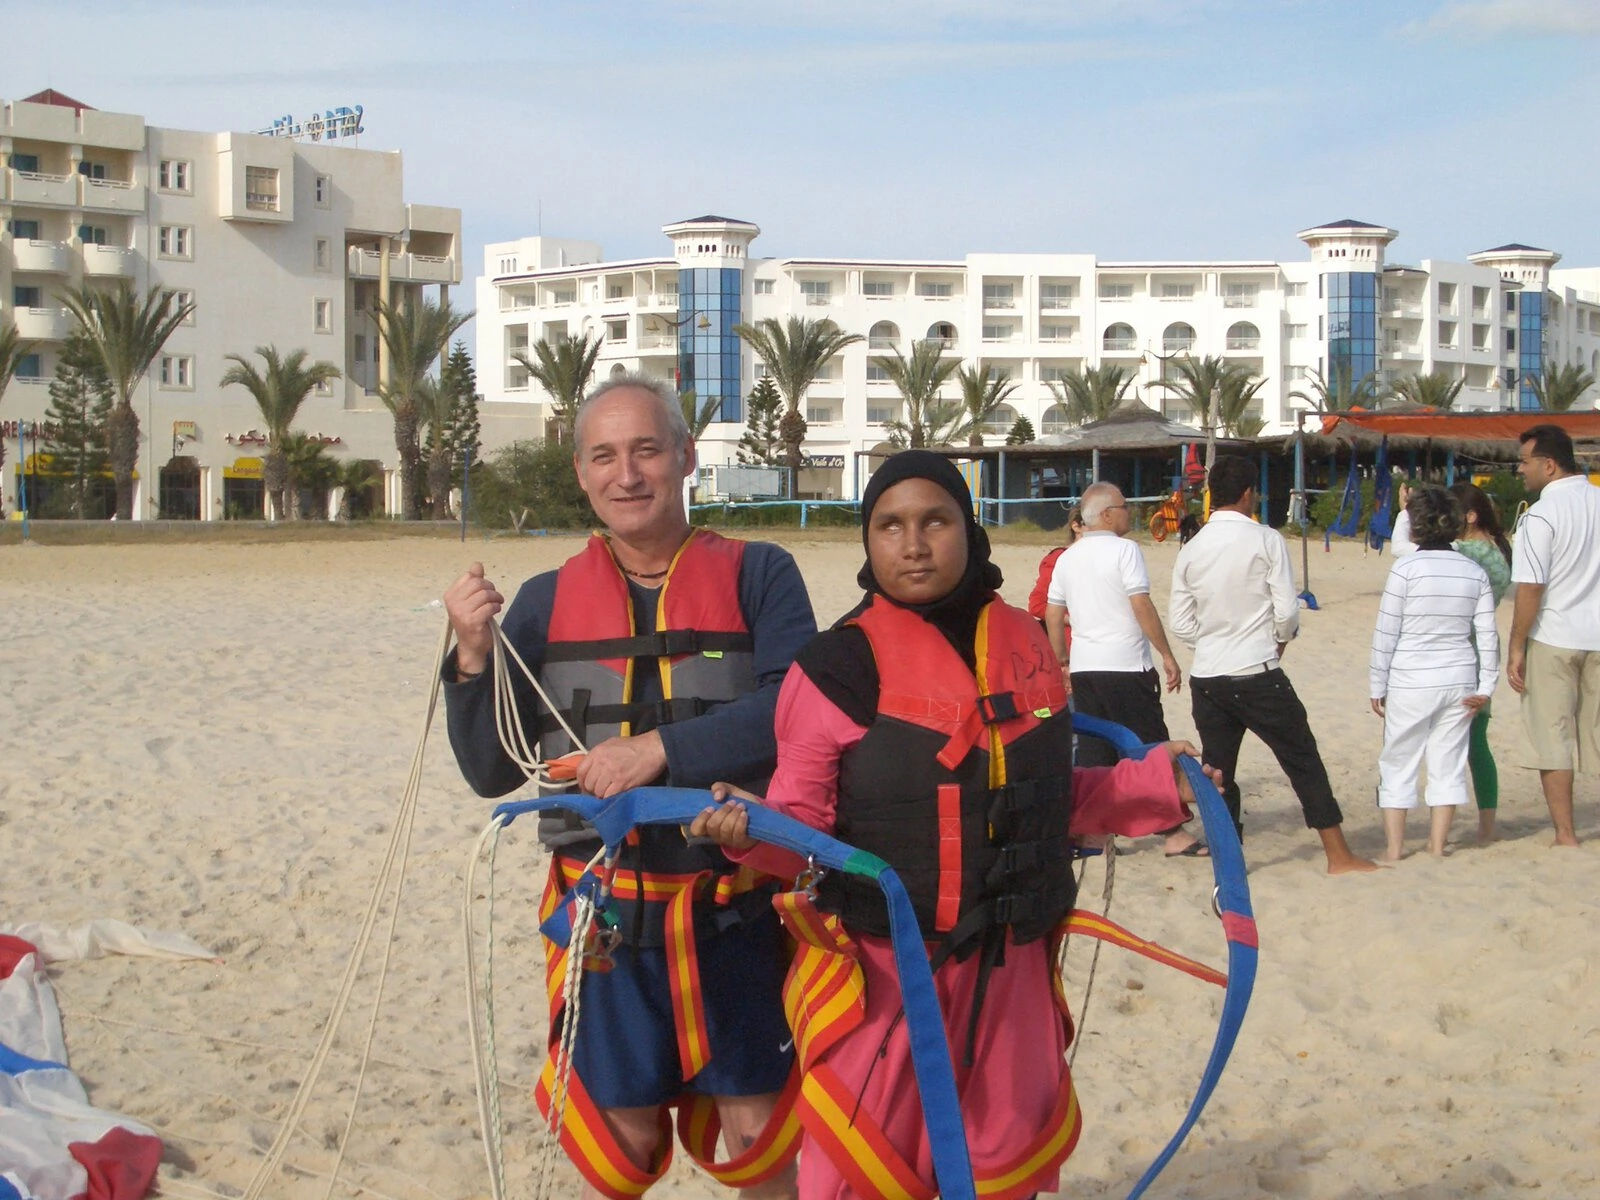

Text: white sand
xmin=1 ymin=531 xmax=1596 ymax=1199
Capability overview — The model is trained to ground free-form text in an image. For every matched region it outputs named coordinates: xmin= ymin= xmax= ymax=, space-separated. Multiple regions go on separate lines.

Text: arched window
xmin=609 ymin=362 xmax=628 ymax=379
xmin=869 ymin=320 xmax=899 ymax=350
xmin=1103 ymin=323 xmax=1136 ymax=352
xmin=1226 ymin=321 xmax=1260 ymax=351
xmin=982 ymin=404 xmax=1019 ymax=435
xmin=1163 ymin=322 xmax=1196 ymax=352
xmin=1041 ymin=404 xmax=1071 ymax=435
xmin=927 ymin=322 xmax=957 ymax=346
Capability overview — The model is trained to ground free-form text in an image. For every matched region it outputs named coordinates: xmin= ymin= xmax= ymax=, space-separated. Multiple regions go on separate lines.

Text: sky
xmin=13 ymin=0 xmax=1600 ymax=288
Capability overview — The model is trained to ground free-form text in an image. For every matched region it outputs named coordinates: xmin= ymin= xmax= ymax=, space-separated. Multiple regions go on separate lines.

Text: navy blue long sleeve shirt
xmin=443 ymin=541 xmax=816 ymax=800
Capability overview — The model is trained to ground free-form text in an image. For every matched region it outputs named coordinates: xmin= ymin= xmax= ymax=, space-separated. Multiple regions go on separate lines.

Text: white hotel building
xmin=1 ymin=90 xmax=470 ymax=519
xmin=477 ymin=215 xmax=1600 ymax=500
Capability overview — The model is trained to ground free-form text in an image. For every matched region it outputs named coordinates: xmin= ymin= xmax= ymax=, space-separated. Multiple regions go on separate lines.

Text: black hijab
xmin=798 ymin=453 xmax=1004 ymax=721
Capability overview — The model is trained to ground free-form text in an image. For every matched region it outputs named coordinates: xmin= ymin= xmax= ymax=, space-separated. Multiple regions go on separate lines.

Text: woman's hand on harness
xmin=1165 ymin=741 xmax=1223 ymax=807
xmin=689 ymin=782 xmax=764 ymax=852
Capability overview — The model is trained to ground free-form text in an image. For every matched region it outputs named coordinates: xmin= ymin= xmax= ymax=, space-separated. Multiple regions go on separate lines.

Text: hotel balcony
xmin=1385 ymin=344 xmax=1422 ymax=360
xmin=80 ymin=176 xmax=145 ymax=213
xmin=1103 ymin=338 xmax=1138 ymax=353
xmin=82 ymin=244 xmax=138 ymax=278
xmin=982 ymin=297 xmax=1017 ymax=312
xmin=1225 ymin=337 xmax=1262 ymax=352
xmin=13 ymin=239 xmax=73 ymax=273
xmin=1384 ymin=301 xmax=1423 ymax=318
xmin=14 ymin=306 xmax=74 ymax=340
xmin=1039 ymin=297 xmax=1075 ymax=311
xmin=637 ymin=333 xmax=675 ymax=352
xmin=10 ymin=169 xmax=77 ymax=206
xmin=868 ymin=336 xmax=897 ymax=350
xmin=347 ymin=248 xmax=460 ymax=285
xmin=639 ymin=293 xmax=680 ymax=310
xmin=1038 ymin=334 xmax=1080 ymax=346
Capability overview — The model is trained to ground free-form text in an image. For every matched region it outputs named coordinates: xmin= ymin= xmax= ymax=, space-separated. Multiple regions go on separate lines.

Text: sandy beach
xmin=2 ymin=528 xmax=1596 ymax=1200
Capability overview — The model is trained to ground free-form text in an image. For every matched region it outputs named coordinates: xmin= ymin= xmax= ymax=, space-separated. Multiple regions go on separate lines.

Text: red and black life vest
xmin=535 ymin=529 xmax=762 ymax=939
xmin=816 ymin=594 xmax=1076 ymax=959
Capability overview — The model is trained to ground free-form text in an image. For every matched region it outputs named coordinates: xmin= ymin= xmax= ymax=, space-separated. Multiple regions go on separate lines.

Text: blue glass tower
xmin=1325 ymin=271 xmax=1378 ymax=391
xmin=677 ymin=267 xmax=744 ymax=424
xmin=1517 ymin=290 xmax=1544 ymax=410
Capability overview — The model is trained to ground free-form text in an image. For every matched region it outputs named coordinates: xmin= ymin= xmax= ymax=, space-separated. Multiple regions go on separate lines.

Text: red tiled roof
xmin=21 ymin=89 xmax=96 ymax=113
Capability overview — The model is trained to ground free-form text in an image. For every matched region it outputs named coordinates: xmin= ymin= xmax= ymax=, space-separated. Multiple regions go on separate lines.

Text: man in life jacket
xmin=441 ymin=374 xmax=817 ymax=1200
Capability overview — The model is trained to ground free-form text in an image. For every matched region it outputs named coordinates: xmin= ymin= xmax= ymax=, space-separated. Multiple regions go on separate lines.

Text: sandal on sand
xmin=1165 ymin=841 xmax=1210 ymax=858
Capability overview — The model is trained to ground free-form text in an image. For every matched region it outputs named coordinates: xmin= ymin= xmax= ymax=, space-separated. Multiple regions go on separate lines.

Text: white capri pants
xmin=1378 ymin=685 xmax=1475 ymax=809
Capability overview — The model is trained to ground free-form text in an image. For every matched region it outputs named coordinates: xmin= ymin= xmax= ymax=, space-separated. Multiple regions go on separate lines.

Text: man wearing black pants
xmin=1170 ymin=456 xmax=1376 ymax=875
xmin=1046 ymin=481 xmax=1199 ymax=856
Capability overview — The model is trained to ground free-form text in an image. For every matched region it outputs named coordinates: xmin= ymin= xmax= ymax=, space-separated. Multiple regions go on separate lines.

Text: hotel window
xmin=9 ymin=153 xmax=41 ymax=173
xmin=315 ymin=376 xmax=335 ymax=396
xmin=754 ymin=278 xmax=775 ymax=295
xmin=1471 ymin=324 xmax=1490 ymax=349
xmin=158 ymin=159 xmax=191 ymax=192
xmin=1161 ymin=283 xmax=1195 ymax=300
xmin=1437 ymin=282 xmax=1457 ymax=310
xmin=807 ymin=406 xmax=834 ymax=424
xmin=552 ymin=288 xmax=576 ymax=305
xmin=78 ymin=160 xmax=107 ymax=180
xmin=8 ymin=219 xmax=41 ymax=239
xmin=867 ymin=405 xmax=895 ymax=424
xmin=753 ymin=363 xmax=768 ymax=379
xmin=314 ymin=299 xmax=333 ymax=333
xmin=1098 ymin=282 xmax=1133 ymax=300
xmin=982 ymin=323 xmax=1013 ymax=341
xmin=78 ymin=224 xmax=109 ymax=245
xmin=1505 ymin=292 xmax=1516 ymax=313
xmin=983 ymin=283 xmax=1015 ymax=308
xmin=314 ymin=174 xmax=331 ymax=207
xmin=866 ymin=363 xmax=889 ymax=382
xmin=1286 ymin=324 xmax=1307 ymax=339
xmin=162 ymin=290 xmax=194 ymax=325
xmin=1285 ymin=365 xmax=1308 ymax=380
xmin=800 ymin=280 xmax=832 ymax=305
xmin=1223 ymin=283 xmax=1258 ymax=307
xmin=1040 ymin=283 xmax=1075 ymax=309
xmin=315 ymin=237 xmax=332 ymax=271
xmin=1505 ymin=330 xmax=1516 ymax=352
xmin=1040 ymin=366 xmax=1065 ymax=383
xmin=159 ymin=355 xmax=194 ymax=389
xmin=862 ymin=280 xmax=893 ymax=298
xmin=14 ymin=286 xmax=43 ymax=309
xmin=245 ymin=166 xmax=280 ymax=212
xmin=1284 ymin=281 xmax=1306 ymax=298
xmin=1438 ymin=320 xmax=1457 ymax=348
xmin=1040 ymin=323 xmax=1073 ymax=341
xmin=353 ymin=335 xmax=367 ymax=362
xmin=917 ymin=281 xmax=953 ymax=298
xmin=1472 ymin=286 xmax=1490 ymax=314
xmin=15 ymin=353 xmax=42 ymax=379
xmin=158 ymin=225 xmax=192 ymax=258
xmin=606 ymin=319 xmax=628 ymax=342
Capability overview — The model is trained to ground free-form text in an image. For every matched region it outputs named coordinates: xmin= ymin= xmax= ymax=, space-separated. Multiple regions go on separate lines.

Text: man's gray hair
xmin=575 ymin=372 xmax=691 ymax=453
xmin=1079 ymin=481 xmax=1123 ymax=527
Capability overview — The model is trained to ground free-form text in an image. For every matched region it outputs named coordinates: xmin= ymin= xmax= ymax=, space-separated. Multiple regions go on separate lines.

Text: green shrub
xmin=468 ymin=440 xmax=595 ymax=530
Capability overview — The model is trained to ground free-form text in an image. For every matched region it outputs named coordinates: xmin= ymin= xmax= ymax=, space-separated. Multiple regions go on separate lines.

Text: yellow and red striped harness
xmin=774 ymin=888 xmax=1226 ymax=1200
xmin=533 ymin=856 xmax=802 ymax=1198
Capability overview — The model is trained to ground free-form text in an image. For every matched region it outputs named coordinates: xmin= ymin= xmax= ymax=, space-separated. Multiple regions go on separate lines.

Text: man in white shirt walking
xmin=1507 ymin=424 xmax=1600 ymax=847
xmin=1045 ymin=482 xmax=1199 ymax=857
xmin=1169 ymin=456 xmax=1376 ymax=874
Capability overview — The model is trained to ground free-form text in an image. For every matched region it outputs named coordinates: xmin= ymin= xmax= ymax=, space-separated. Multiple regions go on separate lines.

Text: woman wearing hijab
xmin=691 ymin=451 xmax=1212 ymax=1200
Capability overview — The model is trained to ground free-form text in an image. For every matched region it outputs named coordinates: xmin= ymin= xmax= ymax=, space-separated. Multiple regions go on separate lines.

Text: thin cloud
xmin=1409 ymin=0 xmax=1600 ymax=37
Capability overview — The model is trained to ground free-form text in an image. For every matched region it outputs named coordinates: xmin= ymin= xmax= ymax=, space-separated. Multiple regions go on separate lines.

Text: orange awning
xmin=1319 ymin=410 xmax=1600 ymax=440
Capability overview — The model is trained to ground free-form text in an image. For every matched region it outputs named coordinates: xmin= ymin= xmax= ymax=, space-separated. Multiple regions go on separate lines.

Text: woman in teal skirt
xmin=1449 ymin=482 xmax=1513 ymax=842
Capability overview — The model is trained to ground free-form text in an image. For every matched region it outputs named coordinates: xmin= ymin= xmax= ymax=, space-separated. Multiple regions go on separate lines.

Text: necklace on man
xmin=621 ymin=565 xmax=669 ymax=581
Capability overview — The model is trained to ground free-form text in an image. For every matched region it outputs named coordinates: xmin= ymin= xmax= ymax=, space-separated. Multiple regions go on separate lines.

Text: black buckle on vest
xmin=992 ymin=893 xmax=1044 ymax=926
xmin=977 ymin=691 xmax=1020 ymax=725
xmin=652 ymin=696 xmax=708 ymax=725
xmin=649 ymin=629 xmax=701 ymax=656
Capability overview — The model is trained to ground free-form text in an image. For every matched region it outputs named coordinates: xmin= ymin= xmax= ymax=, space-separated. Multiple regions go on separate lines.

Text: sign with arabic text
xmin=253 ymin=105 xmax=365 ymax=142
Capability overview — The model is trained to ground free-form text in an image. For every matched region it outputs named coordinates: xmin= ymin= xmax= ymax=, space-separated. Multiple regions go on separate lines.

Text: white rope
xmin=1066 ymin=837 xmax=1117 ymax=1070
xmin=240 ymin=618 xmax=451 ymax=1200
xmin=464 ymin=814 xmax=509 ymax=1200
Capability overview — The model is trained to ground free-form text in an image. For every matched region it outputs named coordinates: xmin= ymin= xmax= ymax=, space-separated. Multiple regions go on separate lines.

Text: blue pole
xmin=1445 ymin=450 xmax=1456 ymax=487
xmin=997 ymin=450 xmax=1007 ymax=527
xmin=19 ymin=421 xmax=30 ymax=540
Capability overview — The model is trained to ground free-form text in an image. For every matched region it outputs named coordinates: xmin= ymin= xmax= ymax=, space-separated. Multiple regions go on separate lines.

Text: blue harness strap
xmin=1071 ymin=715 xmax=1259 ymax=1198
xmin=492 ymin=789 xmax=980 ymax=1200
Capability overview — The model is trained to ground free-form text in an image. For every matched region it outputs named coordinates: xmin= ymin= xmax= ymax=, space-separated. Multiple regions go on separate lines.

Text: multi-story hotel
xmin=1 ymin=90 xmax=473 ymax=519
xmin=477 ymin=215 xmax=1600 ymax=500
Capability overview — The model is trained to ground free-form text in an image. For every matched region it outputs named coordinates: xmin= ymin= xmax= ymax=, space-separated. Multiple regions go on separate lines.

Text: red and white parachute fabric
xmin=1 ymin=933 xmax=168 ymax=1200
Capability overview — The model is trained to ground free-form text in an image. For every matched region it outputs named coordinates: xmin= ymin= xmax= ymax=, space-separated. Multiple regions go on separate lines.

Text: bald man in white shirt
xmin=1170 ymin=455 xmax=1376 ymax=875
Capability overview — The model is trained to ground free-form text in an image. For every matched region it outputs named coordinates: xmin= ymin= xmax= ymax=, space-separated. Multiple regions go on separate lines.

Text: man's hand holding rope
xmin=445 ymin=562 xmax=505 ymax=679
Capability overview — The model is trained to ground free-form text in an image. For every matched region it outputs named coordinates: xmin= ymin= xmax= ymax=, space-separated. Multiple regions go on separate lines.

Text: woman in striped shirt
xmin=1369 ymin=486 xmax=1500 ymax=859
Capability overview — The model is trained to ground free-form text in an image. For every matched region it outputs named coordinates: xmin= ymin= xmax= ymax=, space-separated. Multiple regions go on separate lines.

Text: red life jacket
xmin=816 ymin=594 xmax=1076 ymax=956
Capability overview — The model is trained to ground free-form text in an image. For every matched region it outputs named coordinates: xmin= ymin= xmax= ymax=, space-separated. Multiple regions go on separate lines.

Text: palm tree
xmin=1152 ymin=355 xmax=1251 ymax=433
xmin=1045 ymin=364 xmax=1135 ymax=426
xmin=679 ymin=388 xmax=721 ymax=439
xmin=1529 ymin=362 xmax=1597 ymax=412
xmin=219 ymin=346 xmax=341 ymax=521
xmin=512 ymin=331 xmax=602 ymax=442
xmin=1389 ymin=369 xmax=1464 ymax=410
xmin=1288 ymin=363 xmax=1382 ymax=413
xmin=1217 ymin=374 xmax=1269 ymax=438
xmin=60 ymin=284 xmax=195 ymax=519
xmin=947 ymin=363 xmax=1020 ymax=447
xmin=417 ymin=376 xmax=457 ymax=520
xmin=375 ymin=296 xmax=472 ymax=520
xmin=733 ymin=316 xmax=864 ymax=487
xmin=874 ymin=340 xmax=962 ymax=448
xmin=281 ymin=432 xmax=341 ymax=520
xmin=334 ymin=458 xmax=382 ymax=521
xmin=0 ymin=321 xmax=36 ymax=480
